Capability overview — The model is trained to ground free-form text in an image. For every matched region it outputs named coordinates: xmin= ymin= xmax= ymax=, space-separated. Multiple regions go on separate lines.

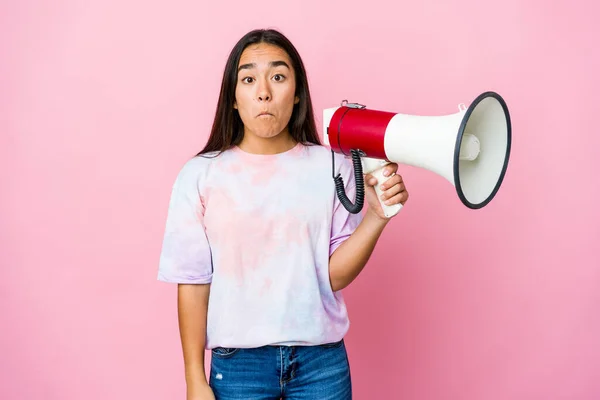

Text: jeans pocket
xmin=211 ymin=347 xmax=240 ymax=358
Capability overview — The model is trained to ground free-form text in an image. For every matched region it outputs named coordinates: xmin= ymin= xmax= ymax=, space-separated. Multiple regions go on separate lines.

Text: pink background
xmin=2 ymin=0 xmax=599 ymax=399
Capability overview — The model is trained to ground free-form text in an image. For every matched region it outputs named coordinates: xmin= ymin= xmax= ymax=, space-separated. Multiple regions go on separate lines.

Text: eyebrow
xmin=237 ymin=60 xmax=291 ymax=73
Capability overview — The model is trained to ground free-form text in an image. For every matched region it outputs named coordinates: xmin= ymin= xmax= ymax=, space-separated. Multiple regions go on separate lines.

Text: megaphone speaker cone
xmin=455 ymin=91 xmax=511 ymax=209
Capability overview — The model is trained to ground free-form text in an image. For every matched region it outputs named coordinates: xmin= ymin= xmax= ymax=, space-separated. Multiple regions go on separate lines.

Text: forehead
xmin=238 ymin=43 xmax=292 ymax=67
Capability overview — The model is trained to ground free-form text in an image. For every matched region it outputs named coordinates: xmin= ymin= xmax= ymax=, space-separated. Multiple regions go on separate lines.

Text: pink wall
xmin=2 ymin=0 xmax=599 ymax=399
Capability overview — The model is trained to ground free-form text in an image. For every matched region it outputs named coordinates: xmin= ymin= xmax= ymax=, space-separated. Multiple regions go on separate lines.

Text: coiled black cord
xmin=332 ymin=149 xmax=365 ymax=214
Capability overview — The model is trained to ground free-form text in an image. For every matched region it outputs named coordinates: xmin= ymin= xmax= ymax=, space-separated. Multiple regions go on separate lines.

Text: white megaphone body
xmin=323 ymin=91 xmax=511 ymax=217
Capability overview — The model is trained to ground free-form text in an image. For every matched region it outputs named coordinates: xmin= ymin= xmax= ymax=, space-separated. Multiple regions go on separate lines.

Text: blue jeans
xmin=209 ymin=339 xmax=352 ymax=399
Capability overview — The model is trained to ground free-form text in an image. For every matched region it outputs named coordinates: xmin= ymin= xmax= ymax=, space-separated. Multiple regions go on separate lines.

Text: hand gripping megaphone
xmin=323 ymin=91 xmax=511 ymax=217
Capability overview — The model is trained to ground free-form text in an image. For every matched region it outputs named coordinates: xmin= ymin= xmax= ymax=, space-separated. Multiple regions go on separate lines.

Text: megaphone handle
xmin=362 ymin=158 xmax=403 ymax=218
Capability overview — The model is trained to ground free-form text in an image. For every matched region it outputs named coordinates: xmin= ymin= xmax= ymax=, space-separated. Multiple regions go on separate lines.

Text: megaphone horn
xmin=323 ymin=91 xmax=511 ymax=217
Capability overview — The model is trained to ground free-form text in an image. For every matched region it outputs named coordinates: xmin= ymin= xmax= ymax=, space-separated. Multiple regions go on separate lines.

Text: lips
xmin=257 ymin=111 xmax=272 ymax=117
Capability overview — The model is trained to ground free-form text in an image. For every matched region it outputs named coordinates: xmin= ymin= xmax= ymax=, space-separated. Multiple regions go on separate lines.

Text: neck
xmin=238 ymin=130 xmax=297 ymax=155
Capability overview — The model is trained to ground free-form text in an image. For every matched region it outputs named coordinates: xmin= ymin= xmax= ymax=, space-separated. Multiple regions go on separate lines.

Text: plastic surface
xmin=361 ymin=157 xmax=403 ymax=218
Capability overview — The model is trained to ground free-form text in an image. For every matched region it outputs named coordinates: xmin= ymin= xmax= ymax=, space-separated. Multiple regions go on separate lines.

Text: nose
xmin=257 ymin=79 xmax=271 ymax=102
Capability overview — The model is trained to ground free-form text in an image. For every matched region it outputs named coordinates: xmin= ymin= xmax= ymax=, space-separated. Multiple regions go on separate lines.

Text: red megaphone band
xmin=328 ymin=107 xmax=396 ymax=160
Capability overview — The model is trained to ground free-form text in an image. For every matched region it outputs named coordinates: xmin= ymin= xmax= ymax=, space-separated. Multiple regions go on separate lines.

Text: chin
xmin=253 ymin=129 xmax=286 ymax=139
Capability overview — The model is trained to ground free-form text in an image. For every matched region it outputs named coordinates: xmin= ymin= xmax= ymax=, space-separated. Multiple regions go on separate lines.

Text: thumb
xmin=363 ymin=173 xmax=377 ymax=187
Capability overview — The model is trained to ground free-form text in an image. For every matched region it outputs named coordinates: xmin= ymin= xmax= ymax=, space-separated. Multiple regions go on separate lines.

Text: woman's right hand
xmin=187 ymin=383 xmax=215 ymax=400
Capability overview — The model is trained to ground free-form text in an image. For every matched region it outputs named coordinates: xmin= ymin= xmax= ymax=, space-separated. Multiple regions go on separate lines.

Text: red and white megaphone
xmin=323 ymin=91 xmax=511 ymax=217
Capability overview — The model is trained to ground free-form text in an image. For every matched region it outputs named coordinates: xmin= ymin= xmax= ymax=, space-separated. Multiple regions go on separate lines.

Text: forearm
xmin=329 ymin=210 xmax=389 ymax=291
xmin=177 ymin=283 xmax=210 ymax=388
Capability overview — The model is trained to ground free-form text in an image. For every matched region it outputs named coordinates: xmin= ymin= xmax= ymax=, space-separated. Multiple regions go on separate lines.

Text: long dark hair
xmin=196 ymin=29 xmax=321 ymax=156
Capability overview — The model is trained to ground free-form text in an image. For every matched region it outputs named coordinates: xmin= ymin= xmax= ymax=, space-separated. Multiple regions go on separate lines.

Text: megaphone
xmin=323 ymin=91 xmax=511 ymax=217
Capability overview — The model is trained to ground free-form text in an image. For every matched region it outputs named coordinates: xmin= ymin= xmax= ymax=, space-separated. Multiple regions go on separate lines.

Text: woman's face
xmin=234 ymin=43 xmax=299 ymax=142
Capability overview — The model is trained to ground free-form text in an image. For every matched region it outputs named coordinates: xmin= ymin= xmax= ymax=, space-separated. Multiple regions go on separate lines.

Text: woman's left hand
xmin=364 ymin=163 xmax=409 ymax=221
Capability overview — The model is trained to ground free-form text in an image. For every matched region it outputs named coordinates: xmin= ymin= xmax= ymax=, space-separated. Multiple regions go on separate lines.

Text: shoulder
xmin=172 ymin=151 xmax=223 ymax=189
xmin=307 ymin=144 xmax=353 ymax=174
xmin=302 ymin=143 xmax=349 ymax=164
xmin=178 ymin=153 xmax=215 ymax=175
xmin=300 ymin=143 xmax=355 ymax=184
xmin=302 ymin=143 xmax=331 ymax=157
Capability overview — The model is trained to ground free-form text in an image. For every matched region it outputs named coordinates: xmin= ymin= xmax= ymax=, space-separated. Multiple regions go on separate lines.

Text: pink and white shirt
xmin=157 ymin=142 xmax=363 ymax=349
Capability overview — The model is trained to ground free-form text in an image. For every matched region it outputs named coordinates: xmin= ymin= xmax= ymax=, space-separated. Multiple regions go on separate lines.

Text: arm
xmin=158 ymin=158 xmax=215 ymax=399
xmin=178 ymin=283 xmax=213 ymax=398
xmin=328 ymin=210 xmax=388 ymax=291
xmin=329 ymin=163 xmax=408 ymax=292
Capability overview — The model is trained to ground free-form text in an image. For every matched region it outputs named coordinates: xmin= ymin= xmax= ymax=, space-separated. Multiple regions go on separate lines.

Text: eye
xmin=242 ymin=77 xmax=254 ymax=84
xmin=273 ymin=74 xmax=286 ymax=82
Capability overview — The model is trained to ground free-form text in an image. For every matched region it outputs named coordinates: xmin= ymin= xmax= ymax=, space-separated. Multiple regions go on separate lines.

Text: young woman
xmin=157 ymin=28 xmax=409 ymax=400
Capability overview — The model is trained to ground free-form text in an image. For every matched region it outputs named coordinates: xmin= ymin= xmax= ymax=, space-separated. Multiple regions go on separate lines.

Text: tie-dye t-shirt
xmin=157 ymin=142 xmax=363 ymax=349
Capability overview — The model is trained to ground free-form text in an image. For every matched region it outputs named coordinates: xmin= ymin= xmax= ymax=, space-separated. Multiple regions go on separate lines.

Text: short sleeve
xmin=157 ymin=158 xmax=213 ymax=284
xmin=329 ymin=154 xmax=364 ymax=256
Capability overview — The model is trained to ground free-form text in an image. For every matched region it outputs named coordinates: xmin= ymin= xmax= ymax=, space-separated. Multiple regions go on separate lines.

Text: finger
xmin=383 ymin=163 xmax=399 ymax=177
xmin=380 ymin=182 xmax=405 ymax=201
xmin=364 ymin=173 xmax=377 ymax=187
xmin=383 ymin=189 xmax=409 ymax=206
xmin=379 ymin=174 xmax=403 ymax=191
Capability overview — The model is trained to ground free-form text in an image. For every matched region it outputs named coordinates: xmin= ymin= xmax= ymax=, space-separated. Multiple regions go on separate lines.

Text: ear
xmin=294 ymin=96 xmax=300 ymax=104
xmin=233 ymin=101 xmax=237 ymax=109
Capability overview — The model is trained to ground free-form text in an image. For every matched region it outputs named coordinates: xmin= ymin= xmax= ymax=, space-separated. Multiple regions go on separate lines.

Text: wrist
xmin=185 ymin=364 xmax=208 ymax=386
xmin=187 ymin=377 xmax=210 ymax=392
xmin=364 ymin=208 xmax=391 ymax=228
